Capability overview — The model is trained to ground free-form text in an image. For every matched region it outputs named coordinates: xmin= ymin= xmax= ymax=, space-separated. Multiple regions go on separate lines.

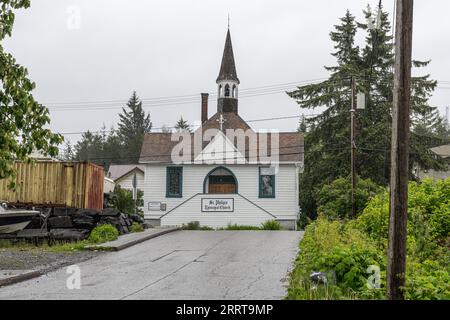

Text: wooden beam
xmin=387 ymin=0 xmax=414 ymax=300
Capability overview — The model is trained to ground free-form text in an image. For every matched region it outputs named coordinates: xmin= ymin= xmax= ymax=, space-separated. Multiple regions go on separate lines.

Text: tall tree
xmin=118 ymin=91 xmax=152 ymax=163
xmin=288 ymin=7 xmax=445 ymax=218
xmin=0 ymin=0 xmax=62 ymax=181
xmin=60 ymin=141 xmax=74 ymax=161
xmin=174 ymin=116 xmax=192 ymax=133
xmin=297 ymin=114 xmax=307 ymax=133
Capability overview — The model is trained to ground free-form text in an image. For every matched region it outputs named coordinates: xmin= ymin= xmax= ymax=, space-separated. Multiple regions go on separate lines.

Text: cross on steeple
xmin=217 ymin=114 xmax=227 ymax=131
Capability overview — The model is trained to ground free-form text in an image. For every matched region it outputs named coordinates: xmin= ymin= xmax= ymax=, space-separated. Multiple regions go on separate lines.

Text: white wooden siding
xmin=161 ymin=193 xmax=275 ymax=228
xmin=116 ymin=171 xmax=145 ymax=191
xmin=143 ymin=164 xmax=299 ymax=221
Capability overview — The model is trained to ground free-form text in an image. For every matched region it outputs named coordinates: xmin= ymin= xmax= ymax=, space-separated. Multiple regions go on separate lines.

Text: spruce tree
xmin=118 ymin=91 xmax=152 ymax=163
xmin=174 ymin=116 xmax=192 ymax=133
xmin=288 ymin=7 xmax=446 ymax=218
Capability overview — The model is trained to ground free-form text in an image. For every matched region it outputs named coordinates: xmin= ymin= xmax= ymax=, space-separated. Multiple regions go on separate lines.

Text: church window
xmin=259 ymin=167 xmax=275 ymax=198
xmin=166 ymin=167 xmax=183 ymax=198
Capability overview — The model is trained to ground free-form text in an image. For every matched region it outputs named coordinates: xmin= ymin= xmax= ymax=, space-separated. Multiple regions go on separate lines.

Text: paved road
xmin=0 ymin=231 xmax=303 ymax=300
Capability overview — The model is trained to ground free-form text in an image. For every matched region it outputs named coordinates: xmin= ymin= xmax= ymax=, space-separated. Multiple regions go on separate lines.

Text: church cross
xmin=217 ymin=114 xmax=227 ymax=131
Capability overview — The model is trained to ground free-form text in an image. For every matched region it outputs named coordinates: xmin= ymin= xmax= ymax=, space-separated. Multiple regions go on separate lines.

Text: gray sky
xmin=4 ymin=0 xmax=450 ymax=145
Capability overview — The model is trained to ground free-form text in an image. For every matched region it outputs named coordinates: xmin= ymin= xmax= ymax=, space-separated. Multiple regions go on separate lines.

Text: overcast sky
xmin=4 ymin=0 xmax=450 ymax=145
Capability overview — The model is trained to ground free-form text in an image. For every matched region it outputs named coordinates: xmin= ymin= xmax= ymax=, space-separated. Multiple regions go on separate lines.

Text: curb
xmin=0 ymin=270 xmax=42 ymax=288
xmin=87 ymin=227 xmax=181 ymax=251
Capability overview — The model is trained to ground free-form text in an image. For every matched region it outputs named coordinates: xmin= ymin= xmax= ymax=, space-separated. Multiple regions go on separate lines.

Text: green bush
xmin=223 ymin=224 xmax=261 ymax=230
xmin=88 ymin=224 xmax=119 ymax=244
xmin=404 ymin=259 xmax=450 ymax=300
xmin=316 ymin=176 xmax=381 ymax=220
xmin=261 ymin=220 xmax=282 ymax=230
xmin=130 ymin=222 xmax=144 ymax=233
xmin=111 ymin=185 xmax=144 ymax=216
xmin=357 ymin=178 xmax=450 ymax=250
xmin=287 ymin=218 xmax=385 ymax=300
xmin=182 ymin=221 xmax=214 ymax=230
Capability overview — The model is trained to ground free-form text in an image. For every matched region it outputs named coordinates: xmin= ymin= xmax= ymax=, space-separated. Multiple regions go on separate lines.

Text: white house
xmin=417 ymin=144 xmax=450 ymax=180
xmin=107 ymin=164 xmax=145 ymax=192
xmin=139 ymin=29 xmax=304 ymax=230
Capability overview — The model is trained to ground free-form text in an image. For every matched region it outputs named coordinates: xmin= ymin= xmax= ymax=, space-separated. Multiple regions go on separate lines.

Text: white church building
xmin=139 ymin=29 xmax=304 ymax=230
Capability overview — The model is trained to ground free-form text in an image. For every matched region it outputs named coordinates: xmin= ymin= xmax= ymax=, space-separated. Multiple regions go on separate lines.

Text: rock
xmin=130 ymin=214 xmax=144 ymax=224
xmin=310 ymin=271 xmax=328 ymax=284
xmin=309 ymin=271 xmax=336 ymax=285
xmin=53 ymin=207 xmax=77 ymax=217
xmin=72 ymin=214 xmax=95 ymax=230
xmin=49 ymin=216 xmax=74 ymax=229
xmin=50 ymin=229 xmax=90 ymax=241
xmin=76 ymin=209 xmax=100 ymax=217
xmin=100 ymin=208 xmax=120 ymax=217
xmin=16 ymin=229 xmax=49 ymax=238
xmin=26 ymin=216 xmax=42 ymax=229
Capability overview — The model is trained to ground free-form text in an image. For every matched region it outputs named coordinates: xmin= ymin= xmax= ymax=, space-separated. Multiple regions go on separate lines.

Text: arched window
xmin=219 ymin=85 xmax=223 ymax=97
xmin=225 ymin=84 xmax=230 ymax=97
xmin=232 ymin=85 xmax=236 ymax=98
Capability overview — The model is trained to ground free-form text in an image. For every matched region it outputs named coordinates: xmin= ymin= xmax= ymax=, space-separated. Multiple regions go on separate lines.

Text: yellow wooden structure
xmin=0 ymin=162 xmax=104 ymax=210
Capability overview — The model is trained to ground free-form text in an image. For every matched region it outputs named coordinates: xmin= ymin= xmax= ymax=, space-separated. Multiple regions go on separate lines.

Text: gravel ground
xmin=0 ymin=248 xmax=102 ymax=272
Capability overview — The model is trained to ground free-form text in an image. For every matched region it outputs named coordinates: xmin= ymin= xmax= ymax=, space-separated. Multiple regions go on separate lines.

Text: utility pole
xmin=350 ymin=76 xmax=357 ymax=218
xmin=387 ymin=0 xmax=414 ymax=300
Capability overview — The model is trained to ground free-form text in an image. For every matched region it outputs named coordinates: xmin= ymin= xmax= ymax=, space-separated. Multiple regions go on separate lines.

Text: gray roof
xmin=430 ymin=144 xmax=450 ymax=158
xmin=216 ymin=29 xmax=239 ymax=83
xmin=107 ymin=164 xmax=145 ymax=181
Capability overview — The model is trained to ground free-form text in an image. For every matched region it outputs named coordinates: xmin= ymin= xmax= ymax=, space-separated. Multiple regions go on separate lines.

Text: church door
xmin=208 ymin=175 xmax=237 ymax=194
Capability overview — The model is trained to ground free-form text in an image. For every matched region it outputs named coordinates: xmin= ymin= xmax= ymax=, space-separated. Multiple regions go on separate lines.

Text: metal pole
xmin=351 ymin=76 xmax=357 ymax=218
xmin=387 ymin=0 xmax=413 ymax=300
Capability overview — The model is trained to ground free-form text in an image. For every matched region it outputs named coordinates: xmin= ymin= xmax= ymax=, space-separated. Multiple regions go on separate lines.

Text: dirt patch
xmin=0 ymin=248 xmax=102 ymax=272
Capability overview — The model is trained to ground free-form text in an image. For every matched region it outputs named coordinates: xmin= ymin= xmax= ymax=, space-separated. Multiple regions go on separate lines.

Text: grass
xmin=0 ymin=224 xmax=120 ymax=252
xmin=183 ymin=220 xmax=284 ymax=231
xmin=130 ymin=222 xmax=145 ymax=233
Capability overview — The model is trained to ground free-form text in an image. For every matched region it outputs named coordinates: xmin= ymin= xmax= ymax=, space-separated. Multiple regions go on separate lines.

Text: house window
xmin=166 ymin=167 xmax=183 ymax=198
xmin=259 ymin=167 xmax=275 ymax=198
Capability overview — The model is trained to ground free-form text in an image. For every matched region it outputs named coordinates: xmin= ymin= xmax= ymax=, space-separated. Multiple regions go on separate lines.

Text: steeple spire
xmin=216 ymin=27 xmax=239 ymax=114
xmin=216 ymin=29 xmax=239 ymax=84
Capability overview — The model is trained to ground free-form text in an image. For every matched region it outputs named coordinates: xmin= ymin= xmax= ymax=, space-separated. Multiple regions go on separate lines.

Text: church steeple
xmin=217 ymin=28 xmax=239 ymax=114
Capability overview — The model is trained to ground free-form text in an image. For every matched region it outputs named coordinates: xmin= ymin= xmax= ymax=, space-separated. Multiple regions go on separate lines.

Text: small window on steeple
xmin=219 ymin=85 xmax=223 ymax=97
xmin=225 ymin=84 xmax=230 ymax=97
xmin=232 ymin=85 xmax=236 ymax=98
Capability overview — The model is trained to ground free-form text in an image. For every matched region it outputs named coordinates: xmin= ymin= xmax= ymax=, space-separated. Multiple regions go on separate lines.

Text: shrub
xmin=224 ymin=224 xmax=261 ymax=230
xmin=111 ymin=185 xmax=144 ymax=216
xmin=130 ymin=222 xmax=144 ymax=233
xmin=357 ymin=178 xmax=450 ymax=250
xmin=261 ymin=220 xmax=282 ymax=230
xmin=316 ymin=176 xmax=381 ymax=220
xmin=287 ymin=218 xmax=385 ymax=300
xmin=182 ymin=221 xmax=213 ymax=230
xmin=405 ymin=259 xmax=450 ymax=300
xmin=88 ymin=224 xmax=119 ymax=244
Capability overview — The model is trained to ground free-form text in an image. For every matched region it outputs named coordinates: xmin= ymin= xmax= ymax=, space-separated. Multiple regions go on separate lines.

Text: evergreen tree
xmin=297 ymin=114 xmax=307 ymax=133
xmin=161 ymin=125 xmax=172 ymax=133
xmin=174 ymin=116 xmax=192 ymax=133
xmin=60 ymin=141 xmax=74 ymax=161
xmin=288 ymin=7 xmax=446 ymax=218
xmin=118 ymin=91 xmax=152 ymax=163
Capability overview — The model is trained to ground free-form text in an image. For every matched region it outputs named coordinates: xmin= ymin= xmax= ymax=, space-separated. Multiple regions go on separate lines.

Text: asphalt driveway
xmin=0 ymin=230 xmax=303 ymax=300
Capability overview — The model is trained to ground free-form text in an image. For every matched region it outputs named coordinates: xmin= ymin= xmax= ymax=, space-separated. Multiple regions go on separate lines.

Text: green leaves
xmin=289 ymin=7 xmax=446 ymax=218
xmin=1 ymin=1 xmax=63 ymax=180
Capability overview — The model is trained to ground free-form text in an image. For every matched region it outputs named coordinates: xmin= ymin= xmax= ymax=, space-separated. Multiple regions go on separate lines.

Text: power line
xmin=57 ymin=113 xmax=322 ymax=136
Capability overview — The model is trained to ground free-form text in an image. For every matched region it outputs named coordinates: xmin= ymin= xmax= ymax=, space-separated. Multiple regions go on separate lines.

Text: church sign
xmin=201 ymin=198 xmax=234 ymax=212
